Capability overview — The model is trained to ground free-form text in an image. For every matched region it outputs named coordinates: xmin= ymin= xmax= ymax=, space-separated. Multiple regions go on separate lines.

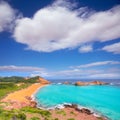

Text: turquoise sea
xmin=34 ymin=84 xmax=120 ymax=120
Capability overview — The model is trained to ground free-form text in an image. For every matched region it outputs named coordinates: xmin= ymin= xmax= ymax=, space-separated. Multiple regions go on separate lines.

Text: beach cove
xmin=1 ymin=83 xmax=45 ymax=109
xmin=34 ymin=83 xmax=120 ymax=120
xmin=0 ymin=78 xmax=109 ymax=120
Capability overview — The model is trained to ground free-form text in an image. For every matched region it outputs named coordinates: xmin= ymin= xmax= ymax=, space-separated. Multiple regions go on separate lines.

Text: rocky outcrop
xmin=64 ymin=104 xmax=78 ymax=109
xmin=25 ymin=96 xmax=32 ymax=101
xmin=29 ymin=101 xmax=37 ymax=108
xmin=75 ymin=81 xmax=87 ymax=86
xmin=75 ymin=81 xmax=107 ymax=86
xmin=64 ymin=104 xmax=92 ymax=115
xmin=37 ymin=77 xmax=50 ymax=84
xmin=80 ymin=108 xmax=92 ymax=115
xmin=89 ymin=81 xmax=107 ymax=85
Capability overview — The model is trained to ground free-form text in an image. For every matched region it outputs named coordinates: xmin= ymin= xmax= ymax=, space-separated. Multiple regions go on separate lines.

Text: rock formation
xmin=75 ymin=81 xmax=107 ymax=86
xmin=75 ymin=81 xmax=88 ymax=86
xmin=80 ymin=108 xmax=92 ymax=115
xmin=64 ymin=104 xmax=92 ymax=115
xmin=37 ymin=77 xmax=50 ymax=84
xmin=29 ymin=101 xmax=37 ymax=108
xmin=89 ymin=81 xmax=107 ymax=85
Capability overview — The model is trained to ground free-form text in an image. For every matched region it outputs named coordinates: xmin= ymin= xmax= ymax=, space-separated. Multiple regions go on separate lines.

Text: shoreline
xmin=1 ymin=81 xmax=107 ymax=120
xmin=34 ymin=102 xmax=107 ymax=119
xmin=32 ymin=85 xmax=107 ymax=120
xmin=31 ymin=84 xmax=49 ymax=101
xmin=1 ymin=83 xmax=47 ymax=109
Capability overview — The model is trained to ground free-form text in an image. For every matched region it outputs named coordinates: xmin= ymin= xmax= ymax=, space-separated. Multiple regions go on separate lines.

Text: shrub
xmin=17 ymin=113 xmax=26 ymax=120
xmin=54 ymin=118 xmax=59 ymax=120
xmin=30 ymin=117 xmax=40 ymax=120
xmin=21 ymin=107 xmax=51 ymax=117
xmin=67 ymin=118 xmax=75 ymax=120
xmin=56 ymin=110 xmax=66 ymax=116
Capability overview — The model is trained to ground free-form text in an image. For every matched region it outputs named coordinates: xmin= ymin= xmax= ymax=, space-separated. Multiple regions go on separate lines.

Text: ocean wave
xmin=110 ymin=82 xmax=120 ymax=86
xmin=51 ymin=83 xmax=63 ymax=85
xmin=57 ymin=83 xmax=62 ymax=85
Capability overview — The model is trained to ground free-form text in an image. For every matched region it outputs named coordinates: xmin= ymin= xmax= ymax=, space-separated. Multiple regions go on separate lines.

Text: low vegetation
xmin=0 ymin=82 xmax=30 ymax=99
xmin=0 ymin=76 xmax=40 ymax=99
xmin=56 ymin=110 xmax=66 ymax=116
xmin=0 ymin=106 xmax=59 ymax=120
xmin=21 ymin=106 xmax=51 ymax=117
xmin=67 ymin=118 xmax=75 ymax=120
xmin=30 ymin=117 xmax=40 ymax=120
xmin=0 ymin=76 xmax=40 ymax=83
xmin=0 ymin=108 xmax=26 ymax=120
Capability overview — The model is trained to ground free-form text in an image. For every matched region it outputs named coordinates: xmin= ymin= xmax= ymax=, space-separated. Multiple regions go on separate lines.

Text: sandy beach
xmin=1 ymin=83 xmax=46 ymax=108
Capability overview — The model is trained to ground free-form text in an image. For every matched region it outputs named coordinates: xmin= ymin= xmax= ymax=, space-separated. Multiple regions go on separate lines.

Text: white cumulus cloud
xmin=102 ymin=42 xmax=120 ymax=54
xmin=0 ymin=1 xmax=16 ymax=32
xmin=79 ymin=44 xmax=93 ymax=53
xmin=13 ymin=0 xmax=120 ymax=52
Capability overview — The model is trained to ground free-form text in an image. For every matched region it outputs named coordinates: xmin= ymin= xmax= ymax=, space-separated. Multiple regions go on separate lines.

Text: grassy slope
xmin=0 ymin=76 xmax=39 ymax=99
xmin=0 ymin=106 xmax=76 ymax=120
xmin=0 ymin=82 xmax=31 ymax=99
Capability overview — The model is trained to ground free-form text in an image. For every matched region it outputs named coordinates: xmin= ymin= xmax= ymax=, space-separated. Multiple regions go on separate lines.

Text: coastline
xmin=1 ymin=81 xmax=107 ymax=120
xmin=32 ymin=84 xmax=107 ymax=120
xmin=31 ymin=84 xmax=49 ymax=101
xmin=1 ymin=83 xmax=46 ymax=109
xmin=34 ymin=101 xmax=107 ymax=120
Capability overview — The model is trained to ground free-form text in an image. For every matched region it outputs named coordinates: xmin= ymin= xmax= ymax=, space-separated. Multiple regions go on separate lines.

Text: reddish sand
xmin=2 ymin=83 xmax=45 ymax=103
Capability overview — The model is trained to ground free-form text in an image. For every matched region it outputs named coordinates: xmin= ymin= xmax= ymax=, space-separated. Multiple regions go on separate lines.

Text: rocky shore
xmin=63 ymin=104 xmax=107 ymax=119
xmin=50 ymin=104 xmax=107 ymax=120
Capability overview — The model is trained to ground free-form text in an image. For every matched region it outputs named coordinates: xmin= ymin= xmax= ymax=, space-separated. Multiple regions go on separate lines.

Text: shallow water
xmin=34 ymin=84 xmax=120 ymax=120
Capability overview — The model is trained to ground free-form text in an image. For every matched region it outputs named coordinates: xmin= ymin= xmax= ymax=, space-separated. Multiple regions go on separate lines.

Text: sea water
xmin=34 ymin=84 xmax=120 ymax=120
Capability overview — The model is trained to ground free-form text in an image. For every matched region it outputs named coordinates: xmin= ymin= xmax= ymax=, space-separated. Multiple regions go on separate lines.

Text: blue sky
xmin=0 ymin=0 xmax=120 ymax=79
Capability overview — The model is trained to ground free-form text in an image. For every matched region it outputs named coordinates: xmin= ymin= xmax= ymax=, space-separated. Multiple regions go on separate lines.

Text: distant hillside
xmin=0 ymin=76 xmax=42 ymax=83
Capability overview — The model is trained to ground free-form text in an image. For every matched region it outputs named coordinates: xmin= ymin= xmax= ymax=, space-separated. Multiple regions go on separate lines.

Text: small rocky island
xmin=63 ymin=80 xmax=108 ymax=86
xmin=74 ymin=81 xmax=108 ymax=86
